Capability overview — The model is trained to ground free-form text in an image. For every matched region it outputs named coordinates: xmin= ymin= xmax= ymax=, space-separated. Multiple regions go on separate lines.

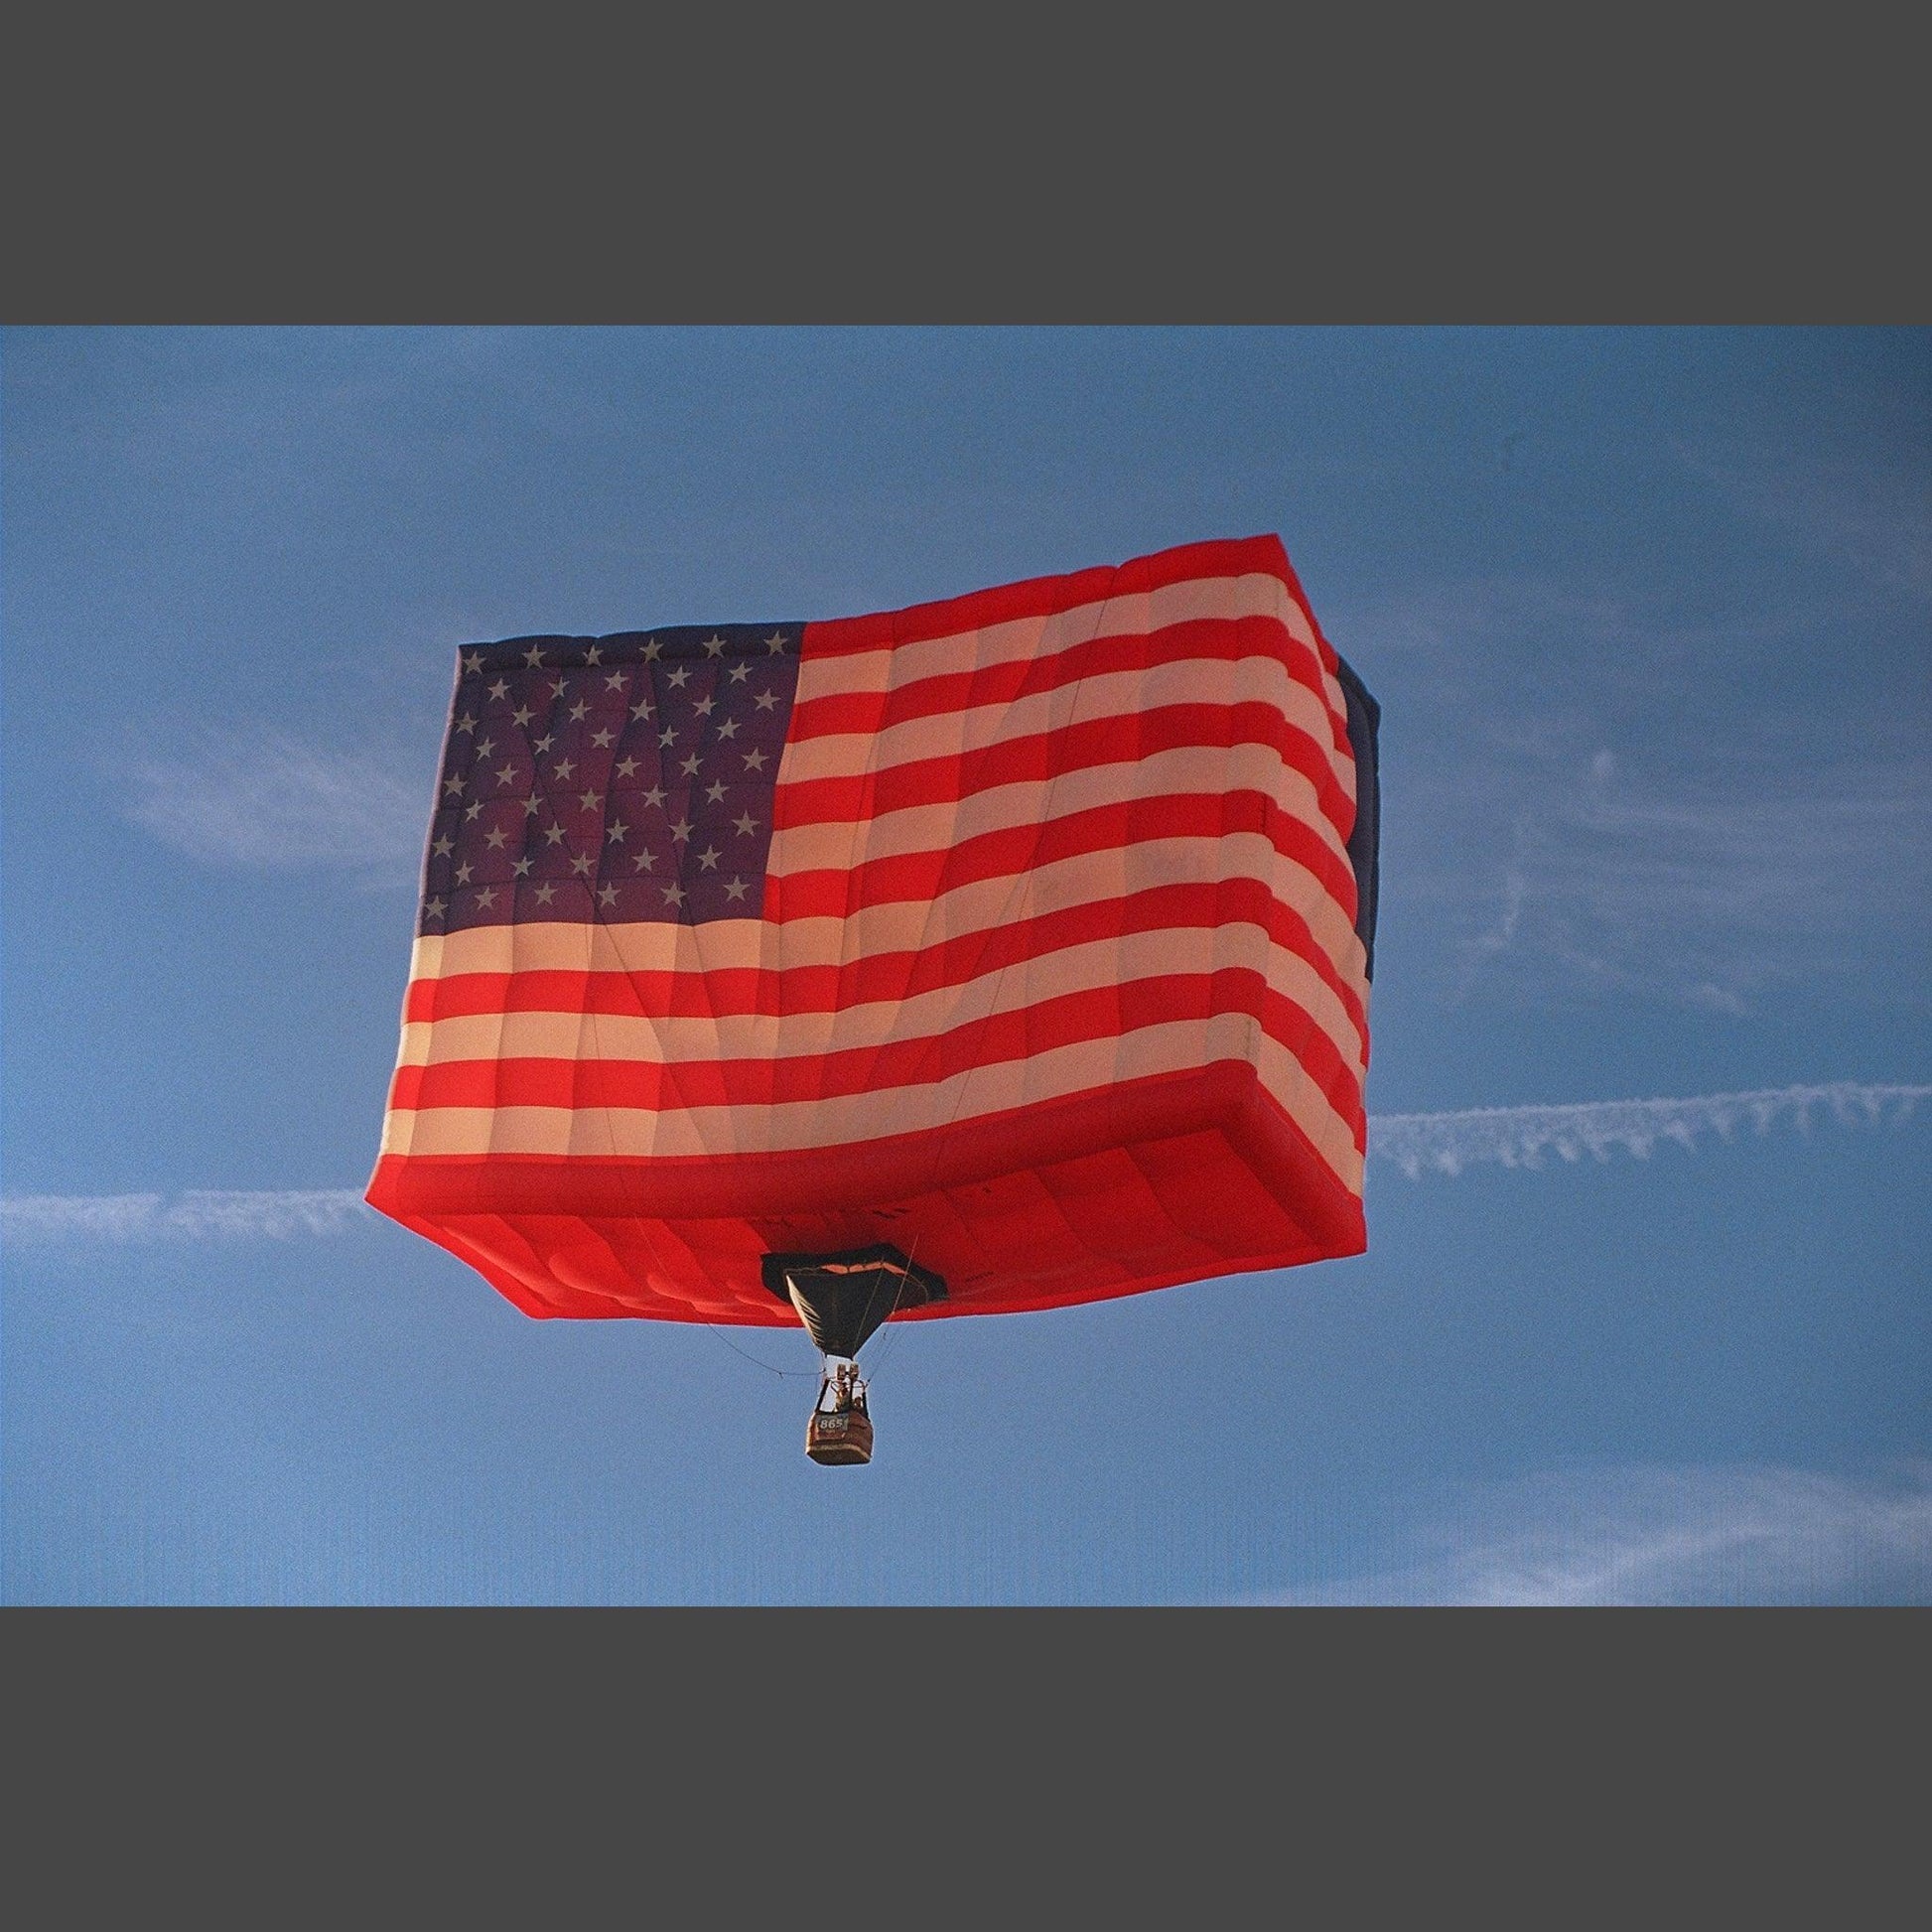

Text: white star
xmin=464 ymin=799 xmax=483 ymax=821
xmin=606 ymin=820 xmax=628 ymax=843
xmin=484 ymin=827 xmax=508 ymax=850
xmin=705 ymin=780 xmax=727 ymax=804
xmin=474 ymin=887 xmax=498 ymax=909
xmin=461 ymin=651 xmax=483 ymax=675
xmin=522 ymin=796 xmax=542 ymax=816
xmin=433 ymin=834 xmax=456 ymax=856
xmin=590 ymin=727 xmax=616 ymax=749
xmin=642 ymin=637 xmax=661 ymax=660
xmin=694 ymin=695 xmax=716 ymax=718
xmin=605 ymin=671 xmax=627 ymax=691
xmin=704 ymin=633 xmax=726 ymax=657
xmin=598 ymin=884 xmax=620 ymax=907
xmin=754 ymin=689 xmax=778 ymax=711
xmin=632 ymin=849 xmax=656 ymax=873
xmin=534 ymin=734 xmax=556 ymax=754
xmin=657 ymin=728 xmax=677 ymax=749
xmin=512 ymin=857 xmax=533 ymax=878
xmin=764 ymin=631 xmax=787 ymax=653
xmin=457 ymin=712 xmax=479 ymax=734
xmin=742 ymin=748 xmax=767 ymax=771
xmin=425 ymin=896 xmax=448 ymax=918
xmin=728 ymin=662 xmax=751 ymax=683
xmin=679 ymin=754 xmax=701 ymax=776
xmin=629 ymin=698 xmax=653 ymax=721
xmin=511 ymin=705 xmax=534 ymax=728
xmin=569 ymin=700 xmax=590 ymax=723
xmin=615 ymin=756 xmax=640 ymax=778
xmin=670 ymin=819 xmax=692 ymax=844
xmin=495 ymin=765 xmax=516 ymax=787
xmin=724 ymin=877 xmax=750 ymax=902
xmin=476 ymin=738 xmax=495 ymax=759
xmin=442 ymin=775 xmax=464 ymax=797
xmin=577 ymin=790 xmax=601 ymax=811
xmin=715 ymin=717 xmax=739 ymax=741
xmin=549 ymin=680 xmax=568 ymax=702
xmin=732 ymin=812 xmax=758 ymax=837
xmin=487 ymin=678 xmax=509 ymax=701
xmin=553 ymin=758 xmax=576 ymax=781
xmin=667 ymin=665 xmax=691 ymax=689
xmin=642 ymin=785 xmax=666 ymax=809
xmin=660 ymin=883 xmax=685 ymax=907
xmin=523 ymin=645 xmax=546 ymax=668
xmin=585 ymin=644 xmax=604 ymax=666
xmin=543 ymin=823 xmax=567 ymax=846
xmin=533 ymin=883 xmax=557 ymax=905
xmin=571 ymin=854 xmax=595 ymax=877
xmin=697 ymin=845 xmax=721 ymax=871
xmin=455 ymin=861 xmax=475 ymax=885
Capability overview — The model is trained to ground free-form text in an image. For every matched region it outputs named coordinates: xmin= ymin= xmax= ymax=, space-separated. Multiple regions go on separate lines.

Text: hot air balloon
xmin=366 ymin=535 xmax=1379 ymax=1464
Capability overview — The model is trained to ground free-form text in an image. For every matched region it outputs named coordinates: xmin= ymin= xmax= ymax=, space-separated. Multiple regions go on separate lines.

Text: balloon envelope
xmin=366 ymin=535 xmax=1378 ymax=1324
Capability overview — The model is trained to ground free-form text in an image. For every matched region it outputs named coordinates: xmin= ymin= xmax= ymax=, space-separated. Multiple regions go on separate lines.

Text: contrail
xmin=0 ymin=1188 xmax=371 ymax=1243
xmin=1368 ymin=1081 xmax=1931 ymax=1180
xmin=5 ymin=1082 xmax=1926 ymax=1238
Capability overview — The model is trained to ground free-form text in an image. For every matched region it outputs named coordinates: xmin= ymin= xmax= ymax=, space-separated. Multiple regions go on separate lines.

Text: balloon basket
xmin=805 ymin=1357 xmax=874 ymax=1465
xmin=806 ymin=1404 xmax=875 ymax=1465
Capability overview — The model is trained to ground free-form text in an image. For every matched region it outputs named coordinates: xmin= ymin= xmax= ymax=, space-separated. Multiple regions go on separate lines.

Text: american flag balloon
xmin=368 ymin=535 xmax=1379 ymax=1354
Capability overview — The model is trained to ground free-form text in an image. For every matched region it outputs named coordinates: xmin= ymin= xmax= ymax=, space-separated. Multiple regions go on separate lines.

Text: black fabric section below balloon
xmin=760 ymin=1245 xmax=949 ymax=1357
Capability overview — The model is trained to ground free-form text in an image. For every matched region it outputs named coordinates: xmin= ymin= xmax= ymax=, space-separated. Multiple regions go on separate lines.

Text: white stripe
xmin=803 ymin=569 xmax=1327 ymax=698
xmin=784 ymin=649 xmax=1353 ymax=805
xmin=382 ymin=1016 xmax=1365 ymax=1182
xmin=395 ymin=923 xmax=1366 ymax=1078
xmin=403 ymin=832 xmax=1369 ymax=994
xmin=768 ymin=737 xmax=1353 ymax=882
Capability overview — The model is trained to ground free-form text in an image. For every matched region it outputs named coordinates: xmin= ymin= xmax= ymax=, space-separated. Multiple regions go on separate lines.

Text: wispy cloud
xmin=1452 ymin=747 xmax=1932 ymax=1010
xmin=123 ymin=730 xmax=426 ymax=881
xmin=1370 ymin=1080 xmax=1930 ymax=1180
xmin=1249 ymin=1461 xmax=1932 ymax=1605
xmin=1343 ymin=573 xmax=1932 ymax=1013
xmin=1 ymin=1189 xmax=372 ymax=1244
xmin=1677 ymin=442 xmax=1932 ymax=607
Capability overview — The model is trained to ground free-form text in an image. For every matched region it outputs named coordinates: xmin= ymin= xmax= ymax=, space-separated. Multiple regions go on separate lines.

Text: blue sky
xmin=4 ymin=326 xmax=1927 ymax=1603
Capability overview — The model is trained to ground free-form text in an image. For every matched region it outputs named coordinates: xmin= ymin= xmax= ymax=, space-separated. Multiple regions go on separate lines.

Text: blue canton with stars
xmin=421 ymin=625 xmax=801 ymax=935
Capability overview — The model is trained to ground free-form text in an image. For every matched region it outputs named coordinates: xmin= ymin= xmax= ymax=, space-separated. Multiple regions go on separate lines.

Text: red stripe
xmin=774 ymin=698 xmax=1355 ymax=842
xmin=788 ymin=611 xmax=1337 ymax=748
xmin=405 ymin=873 xmax=1369 ymax=1043
xmin=798 ymin=536 xmax=1301 ymax=661
xmin=389 ymin=966 xmax=1366 ymax=1144
xmin=769 ymin=785 xmax=1359 ymax=933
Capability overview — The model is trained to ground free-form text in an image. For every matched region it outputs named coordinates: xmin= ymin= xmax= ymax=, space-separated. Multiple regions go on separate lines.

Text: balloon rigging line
xmin=856 ymin=1227 xmax=925 ymax=1390
xmin=698 ymin=1320 xmax=816 ymax=1380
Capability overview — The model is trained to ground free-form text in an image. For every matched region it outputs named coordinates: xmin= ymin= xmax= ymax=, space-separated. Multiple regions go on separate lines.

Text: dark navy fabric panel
xmin=423 ymin=624 xmax=802 ymax=935
xmin=1332 ymin=652 xmax=1381 ymax=980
